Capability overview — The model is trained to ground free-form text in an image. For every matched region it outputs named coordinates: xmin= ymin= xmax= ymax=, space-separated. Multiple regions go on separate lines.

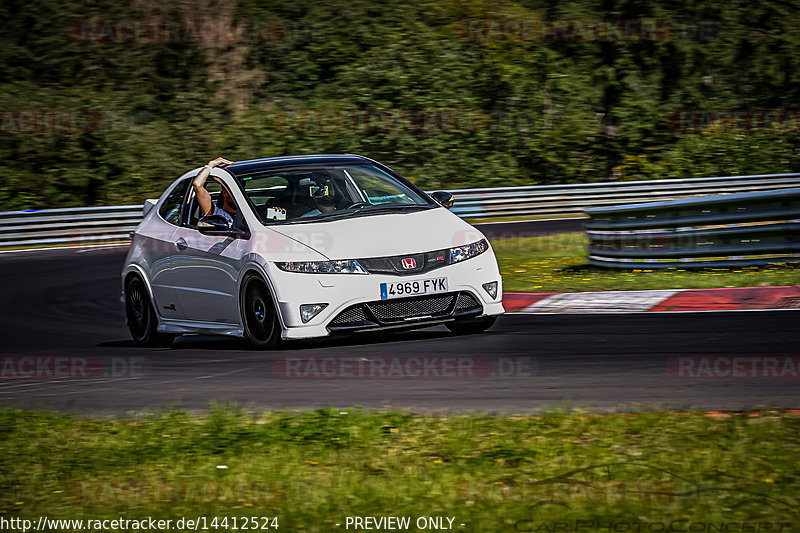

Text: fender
xmin=121 ymin=263 xmax=167 ymax=321
xmin=237 ymin=257 xmax=288 ymax=333
xmin=122 ymin=263 xmax=153 ymax=299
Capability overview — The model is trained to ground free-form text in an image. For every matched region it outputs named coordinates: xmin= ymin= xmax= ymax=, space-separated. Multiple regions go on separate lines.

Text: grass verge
xmin=1 ymin=407 xmax=798 ymax=531
xmin=493 ymin=232 xmax=800 ymax=293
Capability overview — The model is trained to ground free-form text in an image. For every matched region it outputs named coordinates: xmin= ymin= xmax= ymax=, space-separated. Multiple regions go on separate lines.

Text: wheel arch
xmin=123 ymin=264 xmax=155 ymax=301
xmin=122 ymin=264 xmax=173 ymax=324
xmin=238 ymin=261 xmax=287 ymax=333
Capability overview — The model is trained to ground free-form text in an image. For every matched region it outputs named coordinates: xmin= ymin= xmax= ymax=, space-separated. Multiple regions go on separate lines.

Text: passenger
xmin=193 ymin=156 xmax=236 ymax=225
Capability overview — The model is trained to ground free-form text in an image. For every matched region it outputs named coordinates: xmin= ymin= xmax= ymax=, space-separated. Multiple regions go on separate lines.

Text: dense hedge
xmin=1 ymin=0 xmax=798 ymax=209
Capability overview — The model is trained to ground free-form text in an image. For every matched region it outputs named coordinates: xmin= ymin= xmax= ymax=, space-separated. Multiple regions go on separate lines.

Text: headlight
xmin=275 ymin=260 xmax=368 ymax=274
xmin=449 ymin=239 xmax=488 ymax=264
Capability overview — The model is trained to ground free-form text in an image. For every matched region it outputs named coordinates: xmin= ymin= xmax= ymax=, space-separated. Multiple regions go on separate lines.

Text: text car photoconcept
xmin=122 ymin=154 xmax=505 ymax=348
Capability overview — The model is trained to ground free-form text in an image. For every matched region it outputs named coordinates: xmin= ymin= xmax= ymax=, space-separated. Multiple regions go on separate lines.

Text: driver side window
xmin=183 ymin=179 xmax=242 ymax=229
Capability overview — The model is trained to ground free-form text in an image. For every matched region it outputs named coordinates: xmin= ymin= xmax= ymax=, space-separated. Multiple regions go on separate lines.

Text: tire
xmin=124 ymin=275 xmax=175 ymax=347
xmin=240 ymin=274 xmax=281 ymax=349
xmin=445 ymin=316 xmax=497 ymax=335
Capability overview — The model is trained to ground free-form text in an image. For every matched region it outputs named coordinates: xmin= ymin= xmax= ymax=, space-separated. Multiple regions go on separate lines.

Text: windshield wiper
xmin=363 ymin=203 xmax=431 ymax=211
xmin=347 ymin=204 xmax=433 ymax=217
xmin=265 ymin=204 xmax=434 ymax=224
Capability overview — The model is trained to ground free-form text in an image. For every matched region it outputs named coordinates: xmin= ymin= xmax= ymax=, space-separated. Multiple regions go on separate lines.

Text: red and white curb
xmin=503 ymin=285 xmax=800 ymax=313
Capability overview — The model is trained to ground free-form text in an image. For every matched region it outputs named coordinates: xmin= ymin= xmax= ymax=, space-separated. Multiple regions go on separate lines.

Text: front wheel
xmin=124 ymin=275 xmax=175 ymax=347
xmin=445 ymin=316 xmax=497 ymax=335
xmin=240 ymin=274 xmax=281 ymax=349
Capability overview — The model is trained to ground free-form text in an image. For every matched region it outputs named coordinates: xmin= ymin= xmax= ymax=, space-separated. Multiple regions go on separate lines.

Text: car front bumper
xmin=264 ymin=251 xmax=504 ymax=340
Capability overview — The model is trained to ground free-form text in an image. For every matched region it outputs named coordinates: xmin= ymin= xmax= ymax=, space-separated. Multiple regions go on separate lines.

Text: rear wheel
xmin=445 ymin=316 xmax=497 ymax=335
xmin=124 ymin=275 xmax=175 ymax=347
xmin=241 ymin=274 xmax=281 ymax=349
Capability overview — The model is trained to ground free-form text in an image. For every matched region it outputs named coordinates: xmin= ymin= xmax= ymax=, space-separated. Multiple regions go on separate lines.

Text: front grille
xmin=327 ymin=291 xmax=484 ymax=331
xmin=366 ymin=293 xmax=456 ymax=321
xmin=359 ymin=249 xmax=449 ymax=276
xmin=329 ymin=306 xmax=370 ymax=326
xmin=455 ymin=292 xmax=481 ymax=310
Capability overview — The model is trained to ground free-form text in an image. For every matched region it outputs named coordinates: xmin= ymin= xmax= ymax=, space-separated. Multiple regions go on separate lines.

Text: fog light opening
xmin=300 ymin=303 xmax=328 ymax=323
xmin=482 ymin=281 xmax=498 ymax=300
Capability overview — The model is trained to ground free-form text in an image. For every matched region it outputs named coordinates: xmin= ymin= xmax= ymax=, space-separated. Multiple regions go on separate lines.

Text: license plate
xmin=380 ymin=277 xmax=448 ymax=299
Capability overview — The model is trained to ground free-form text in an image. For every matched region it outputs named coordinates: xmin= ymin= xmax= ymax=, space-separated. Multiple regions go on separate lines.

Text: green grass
xmin=494 ymin=232 xmax=800 ymax=293
xmin=1 ymin=407 xmax=798 ymax=531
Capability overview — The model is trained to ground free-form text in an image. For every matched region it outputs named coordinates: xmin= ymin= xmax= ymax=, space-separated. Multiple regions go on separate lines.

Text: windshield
xmin=238 ymin=163 xmax=434 ymax=223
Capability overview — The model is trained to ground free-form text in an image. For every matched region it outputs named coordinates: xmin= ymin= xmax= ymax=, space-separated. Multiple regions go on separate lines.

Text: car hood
xmin=268 ymin=208 xmax=486 ymax=260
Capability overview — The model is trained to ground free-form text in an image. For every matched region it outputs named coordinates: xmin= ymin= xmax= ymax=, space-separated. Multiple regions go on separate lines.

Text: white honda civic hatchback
xmin=122 ymin=154 xmax=504 ymax=348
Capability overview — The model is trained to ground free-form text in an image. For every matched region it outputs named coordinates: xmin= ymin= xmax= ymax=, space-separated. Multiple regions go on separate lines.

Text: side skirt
xmin=157 ymin=319 xmax=244 ymax=337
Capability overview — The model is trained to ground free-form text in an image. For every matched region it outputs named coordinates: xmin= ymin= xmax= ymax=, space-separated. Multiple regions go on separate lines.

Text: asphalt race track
xmin=1 ymin=219 xmax=798 ymax=414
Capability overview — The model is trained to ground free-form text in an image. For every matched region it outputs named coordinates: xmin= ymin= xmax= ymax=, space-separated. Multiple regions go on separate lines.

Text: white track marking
xmin=518 ymin=289 xmax=681 ymax=313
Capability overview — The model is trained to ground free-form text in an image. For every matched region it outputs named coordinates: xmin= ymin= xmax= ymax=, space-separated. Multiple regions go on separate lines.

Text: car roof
xmin=224 ymin=154 xmax=371 ymax=177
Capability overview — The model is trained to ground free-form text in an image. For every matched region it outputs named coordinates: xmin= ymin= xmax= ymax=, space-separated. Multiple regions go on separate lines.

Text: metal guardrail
xmin=584 ymin=187 xmax=800 ymax=268
xmin=2 ymin=173 xmax=800 ymax=250
xmin=449 ymin=173 xmax=800 ymax=219
xmin=0 ymin=205 xmax=142 ymax=249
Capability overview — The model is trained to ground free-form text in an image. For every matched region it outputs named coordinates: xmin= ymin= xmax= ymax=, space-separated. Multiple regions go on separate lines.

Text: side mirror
xmin=197 ymin=214 xmax=248 ymax=238
xmin=143 ymin=198 xmax=158 ymax=217
xmin=198 ymin=213 xmax=232 ymax=231
xmin=431 ymin=191 xmax=455 ymax=209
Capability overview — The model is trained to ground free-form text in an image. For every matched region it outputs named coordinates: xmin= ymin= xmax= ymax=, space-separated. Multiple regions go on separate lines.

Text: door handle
xmin=175 ymin=238 xmax=188 ymax=251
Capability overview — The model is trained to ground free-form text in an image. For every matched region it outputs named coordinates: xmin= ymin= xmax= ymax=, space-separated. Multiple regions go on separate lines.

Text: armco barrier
xmin=584 ymin=187 xmax=800 ymax=268
xmin=0 ymin=205 xmax=142 ymax=249
xmin=2 ymin=173 xmax=800 ymax=250
xmin=448 ymin=173 xmax=800 ymax=219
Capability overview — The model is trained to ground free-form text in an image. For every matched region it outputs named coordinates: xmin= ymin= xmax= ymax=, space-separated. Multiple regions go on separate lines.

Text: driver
xmin=301 ymin=174 xmax=347 ymax=217
xmin=193 ymin=157 xmax=236 ymax=225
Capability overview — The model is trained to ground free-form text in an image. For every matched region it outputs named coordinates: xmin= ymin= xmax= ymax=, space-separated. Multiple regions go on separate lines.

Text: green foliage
xmin=1 ymin=0 xmax=799 ymax=209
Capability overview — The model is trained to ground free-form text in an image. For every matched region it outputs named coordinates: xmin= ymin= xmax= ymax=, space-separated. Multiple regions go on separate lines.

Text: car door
xmin=145 ymin=177 xmax=189 ymax=320
xmin=169 ymin=176 xmax=248 ymax=324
